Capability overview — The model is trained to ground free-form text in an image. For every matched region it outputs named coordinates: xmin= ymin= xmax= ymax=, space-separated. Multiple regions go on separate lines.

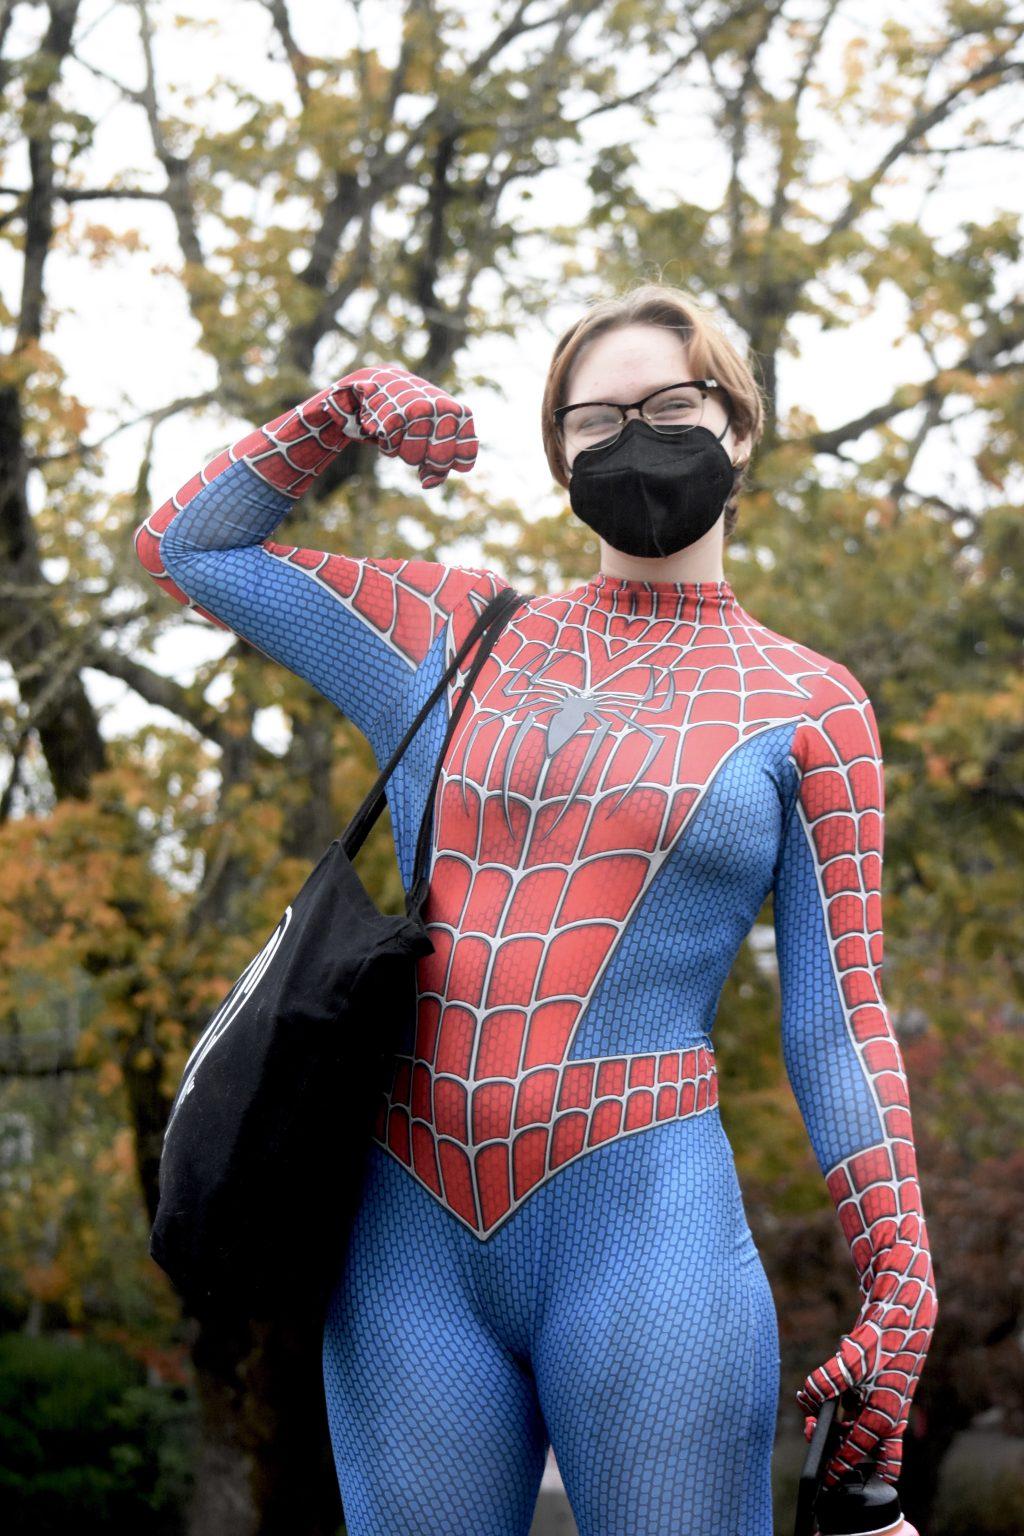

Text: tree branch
xmin=817 ymin=45 xmax=1024 ymax=256
xmin=27 ymin=390 xmax=217 ymax=470
xmin=0 ymin=182 xmax=168 ymax=201
xmin=131 ymin=0 xmax=212 ymax=304
xmin=263 ymin=0 xmax=313 ymax=108
xmin=80 ymin=639 xmax=283 ymax=772
xmin=804 ymin=303 xmax=1024 ymax=458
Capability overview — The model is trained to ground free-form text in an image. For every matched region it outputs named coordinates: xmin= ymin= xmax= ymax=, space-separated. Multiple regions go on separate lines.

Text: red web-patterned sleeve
xmin=772 ymin=670 xmax=938 ymax=1490
xmin=132 ymin=378 xmax=498 ymax=740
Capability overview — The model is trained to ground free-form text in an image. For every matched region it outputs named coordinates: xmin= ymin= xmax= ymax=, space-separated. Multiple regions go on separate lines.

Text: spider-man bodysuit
xmin=135 ymin=386 xmax=936 ymax=1536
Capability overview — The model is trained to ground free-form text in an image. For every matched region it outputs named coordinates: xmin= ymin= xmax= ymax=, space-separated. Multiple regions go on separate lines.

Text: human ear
xmin=729 ymin=430 xmax=751 ymax=469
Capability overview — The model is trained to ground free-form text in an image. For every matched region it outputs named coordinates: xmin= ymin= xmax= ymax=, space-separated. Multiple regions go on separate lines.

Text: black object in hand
xmin=793 ymin=1389 xmax=905 ymax=1536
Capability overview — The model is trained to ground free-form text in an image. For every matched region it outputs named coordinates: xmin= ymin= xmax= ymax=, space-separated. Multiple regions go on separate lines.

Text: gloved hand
xmin=232 ymin=364 xmax=477 ymax=499
xmin=323 ymin=363 xmax=479 ymax=488
xmin=798 ymin=1208 xmax=937 ymax=1490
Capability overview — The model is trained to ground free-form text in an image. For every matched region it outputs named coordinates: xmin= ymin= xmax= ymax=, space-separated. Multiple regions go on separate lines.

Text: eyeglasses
xmin=553 ymin=379 xmax=725 ymax=453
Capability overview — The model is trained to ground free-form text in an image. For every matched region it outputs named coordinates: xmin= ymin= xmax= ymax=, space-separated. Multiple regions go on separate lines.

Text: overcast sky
xmin=2 ymin=0 xmax=1021 ymax=760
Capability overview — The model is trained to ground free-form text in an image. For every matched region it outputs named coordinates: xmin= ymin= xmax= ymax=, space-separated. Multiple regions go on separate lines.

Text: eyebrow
xmin=566 ymin=379 xmax=695 ymax=406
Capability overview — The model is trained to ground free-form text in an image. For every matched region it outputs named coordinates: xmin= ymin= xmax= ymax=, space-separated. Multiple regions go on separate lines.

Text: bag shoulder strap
xmin=405 ymin=586 xmax=528 ymax=917
xmin=340 ymin=585 xmax=525 ymax=870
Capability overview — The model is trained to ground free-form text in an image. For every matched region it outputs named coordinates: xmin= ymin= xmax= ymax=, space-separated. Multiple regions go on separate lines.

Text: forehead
xmin=565 ymin=322 xmax=691 ymax=404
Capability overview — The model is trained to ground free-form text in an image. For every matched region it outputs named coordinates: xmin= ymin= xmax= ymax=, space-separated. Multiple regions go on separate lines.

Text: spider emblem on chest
xmin=453 ymin=649 xmax=682 ymax=836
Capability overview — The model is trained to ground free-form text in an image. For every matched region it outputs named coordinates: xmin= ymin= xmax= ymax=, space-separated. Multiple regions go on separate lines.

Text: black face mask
xmin=567 ymin=417 xmax=739 ymax=559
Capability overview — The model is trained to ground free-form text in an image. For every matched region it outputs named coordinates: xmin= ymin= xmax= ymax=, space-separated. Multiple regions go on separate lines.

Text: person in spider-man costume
xmin=134 ymin=338 xmax=937 ymax=1535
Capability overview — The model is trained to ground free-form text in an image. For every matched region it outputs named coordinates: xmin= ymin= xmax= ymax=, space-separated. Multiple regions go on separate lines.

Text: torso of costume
xmin=134 ymin=397 xmax=934 ymax=1536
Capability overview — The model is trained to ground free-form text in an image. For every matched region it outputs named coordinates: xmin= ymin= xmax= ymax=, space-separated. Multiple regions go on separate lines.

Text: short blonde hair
xmin=541 ymin=282 xmax=767 ymax=539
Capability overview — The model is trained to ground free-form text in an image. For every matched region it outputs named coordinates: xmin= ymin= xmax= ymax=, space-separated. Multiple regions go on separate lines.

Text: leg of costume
xmin=321 ymin=1148 xmax=549 ymax=1535
xmin=323 ymin=1111 xmax=778 ymax=1536
xmin=135 ymin=380 xmax=935 ymax=1533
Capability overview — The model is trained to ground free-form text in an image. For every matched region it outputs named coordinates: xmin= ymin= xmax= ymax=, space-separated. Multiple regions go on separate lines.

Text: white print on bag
xmin=163 ymin=908 xmax=293 ymax=1143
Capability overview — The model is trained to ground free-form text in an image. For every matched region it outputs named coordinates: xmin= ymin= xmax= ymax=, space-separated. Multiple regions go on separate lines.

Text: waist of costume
xmin=371 ymin=1042 xmax=719 ymax=1239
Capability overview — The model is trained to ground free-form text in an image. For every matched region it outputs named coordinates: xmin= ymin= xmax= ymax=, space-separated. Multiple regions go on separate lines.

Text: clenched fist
xmin=325 ymin=363 xmax=478 ymax=488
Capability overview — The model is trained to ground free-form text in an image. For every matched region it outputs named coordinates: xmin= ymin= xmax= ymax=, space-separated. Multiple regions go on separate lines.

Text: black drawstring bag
xmin=149 ymin=585 xmax=526 ymax=1321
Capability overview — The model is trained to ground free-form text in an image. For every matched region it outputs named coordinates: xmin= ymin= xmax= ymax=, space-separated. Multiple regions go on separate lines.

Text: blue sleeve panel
xmin=772 ymin=724 xmax=889 ymax=1176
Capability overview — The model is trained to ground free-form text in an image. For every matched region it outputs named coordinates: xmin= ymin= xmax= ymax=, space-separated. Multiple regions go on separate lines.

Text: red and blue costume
xmin=135 ymin=368 xmax=937 ymax=1535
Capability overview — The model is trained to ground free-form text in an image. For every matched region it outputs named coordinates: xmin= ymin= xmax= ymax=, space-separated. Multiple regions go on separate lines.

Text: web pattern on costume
xmin=370 ymin=588 xmax=914 ymax=1256
xmin=776 ymin=694 xmax=937 ymax=1486
xmin=134 ymin=388 xmax=936 ymax=1503
xmin=133 ymin=385 xmax=495 ymax=739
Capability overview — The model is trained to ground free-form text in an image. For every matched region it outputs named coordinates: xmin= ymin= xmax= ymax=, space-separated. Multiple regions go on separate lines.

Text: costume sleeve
xmin=133 ymin=383 xmax=500 ymax=742
xmin=771 ymin=672 xmax=938 ymax=1488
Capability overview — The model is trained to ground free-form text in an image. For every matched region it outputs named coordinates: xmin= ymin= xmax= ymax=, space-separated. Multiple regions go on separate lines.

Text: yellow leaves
xmin=0 ymin=349 xmax=36 ymax=391
xmin=247 ymin=800 xmax=284 ymax=837
xmin=956 ymin=760 xmax=986 ymax=790
xmin=781 ymin=405 xmax=822 ymax=438
xmin=178 ymin=257 xmax=227 ymax=313
xmin=102 ymin=1001 xmax=137 ymax=1035
xmin=839 ymin=35 xmax=870 ymax=96
xmin=400 ymin=50 xmax=440 ymax=99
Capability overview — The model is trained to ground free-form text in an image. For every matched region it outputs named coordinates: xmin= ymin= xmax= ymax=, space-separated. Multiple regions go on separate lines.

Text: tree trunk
xmin=185 ymin=1304 xmax=343 ymax=1536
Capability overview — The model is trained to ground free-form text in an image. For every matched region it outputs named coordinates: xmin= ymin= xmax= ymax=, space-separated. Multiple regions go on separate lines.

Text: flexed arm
xmin=771 ymin=671 xmax=937 ymax=1491
xmin=133 ymin=365 xmax=494 ymax=739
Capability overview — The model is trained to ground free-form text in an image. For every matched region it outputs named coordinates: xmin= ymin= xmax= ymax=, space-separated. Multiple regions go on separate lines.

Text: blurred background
xmin=1 ymin=1 xmax=1022 ymax=1532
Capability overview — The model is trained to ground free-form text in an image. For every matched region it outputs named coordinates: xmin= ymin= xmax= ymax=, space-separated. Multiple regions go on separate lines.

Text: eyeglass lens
xmin=561 ymin=384 xmax=706 ymax=451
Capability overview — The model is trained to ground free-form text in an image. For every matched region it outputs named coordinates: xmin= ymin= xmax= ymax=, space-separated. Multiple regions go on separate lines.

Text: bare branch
xmin=762 ymin=0 xmax=844 ymax=274
xmin=818 ymin=44 xmax=1024 ymax=255
xmin=0 ymin=1055 xmax=90 ymax=1078
xmin=564 ymin=0 xmax=770 ymax=130
xmin=0 ymin=182 xmax=167 ymax=201
xmin=67 ymin=49 xmax=146 ymax=105
xmin=903 ymin=137 xmax=1024 ymax=155
xmin=80 ymin=639 xmax=283 ymax=772
xmin=131 ymin=0 xmax=207 ymax=276
xmin=0 ymin=722 xmax=30 ymax=825
xmin=463 ymin=0 xmax=568 ymax=77
xmin=5 ymin=612 xmax=106 ymax=734
xmin=26 ymin=390 xmax=218 ymax=470
xmin=0 ymin=0 xmax=18 ymax=93
xmin=888 ymin=394 xmax=947 ymax=509
xmin=263 ymin=0 xmax=312 ymax=107
xmin=805 ymin=316 xmax=1024 ymax=460
xmin=18 ymin=0 xmax=83 ymax=346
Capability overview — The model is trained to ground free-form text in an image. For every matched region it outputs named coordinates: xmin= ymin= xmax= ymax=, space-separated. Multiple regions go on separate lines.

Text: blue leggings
xmin=322 ymin=1108 xmax=779 ymax=1535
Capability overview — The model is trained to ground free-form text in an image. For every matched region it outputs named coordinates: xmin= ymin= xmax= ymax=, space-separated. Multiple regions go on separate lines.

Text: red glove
xmin=322 ymin=363 xmax=478 ymax=488
xmin=797 ymin=1151 xmax=938 ymax=1489
xmin=195 ymin=364 xmax=477 ymax=503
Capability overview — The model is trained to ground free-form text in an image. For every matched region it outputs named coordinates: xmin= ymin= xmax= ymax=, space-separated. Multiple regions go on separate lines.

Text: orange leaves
xmin=23 ymin=1260 xmax=71 ymax=1305
xmin=73 ymin=223 xmax=148 ymax=267
xmin=97 ymin=1060 xmax=124 ymax=1097
xmin=95 ymin=1128 xmax=135 ymax=1178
